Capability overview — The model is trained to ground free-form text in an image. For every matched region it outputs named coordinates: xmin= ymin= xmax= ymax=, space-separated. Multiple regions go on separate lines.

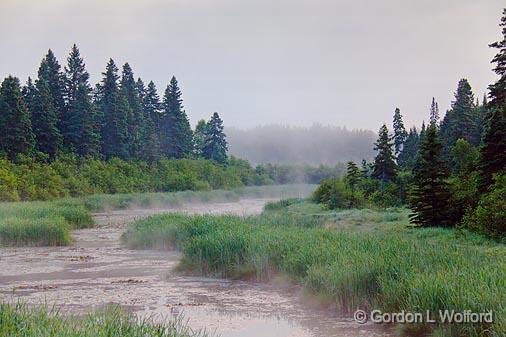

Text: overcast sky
xmin=0 ymin=0 xmax=503 ymax=131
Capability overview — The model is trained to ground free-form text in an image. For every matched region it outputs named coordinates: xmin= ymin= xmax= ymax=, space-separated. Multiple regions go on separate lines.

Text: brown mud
xmin=0 ymin=198 xmax=392 ymax=337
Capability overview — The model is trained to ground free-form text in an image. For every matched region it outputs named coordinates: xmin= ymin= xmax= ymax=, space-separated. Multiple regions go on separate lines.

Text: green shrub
xmin=463 ymin=174 xmax=506 ymax=237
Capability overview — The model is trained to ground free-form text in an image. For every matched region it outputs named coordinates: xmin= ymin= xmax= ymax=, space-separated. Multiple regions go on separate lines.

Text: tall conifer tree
xmin=203 ymin=112 xmax=227 ymax=164
xmin=392 ymin=108 xmax=407 ymax=157
xmin=160 ymin=76 xmax=193 ymax=158
xmin=136 ymin=78 xmax=160 ymax=161
xmin=120 ymin=63 xmax=144 ymax=159
xmin=429 ymin=97 xmax=439 ymax=126
xmin=479 ymin=9 xmax=506 ymax=191
xmin=372 ymin=124 xmax=397 ymax=182
xmin=409 ymin=124 xmax=452 ymax=227
xmin=97 ymin=59 xmax=129 ymax=159
xmin=32 ymin=79 xmax=62 ymax=158
xmin=63 ymin=44 xmax=101 ymax=156
xmin=37 ymin=50 xmax=65 ymax=128
xmin=0 ymin=76 xmax=34 ymax=159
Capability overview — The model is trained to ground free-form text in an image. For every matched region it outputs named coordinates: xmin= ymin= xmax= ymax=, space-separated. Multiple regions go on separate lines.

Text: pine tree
xmin=193 ymin=119 xmax=208 ymax=158
xmin=160 ymin=76 xmax=193 ymax=158
xmin=439 ymin=79 xmax=477 ymax=151
xmin=136 ymin=78 xmax=160 ymax=162
xmin=0 ymin=76 xmax=35 ymax=159
xmin=360 ymin=159 xmax=370 ymax=178
xmin=398 ymin=127 xmax=420 ymax=170
xmin=346 ymin=161 xmax=361 ymax=192
xmin=63 ymin=44 xmax=101 ymax=156
xmin=392 ymin=108 xmax=407 ymax=157
xmin=37 ymin=49 xmax=65 ymax=128
xmin=429 ymin=97 xmax=439 ymax=126
xmin=409 ymin=124 xmax=452 ymax=227
xmin=478 ymin=9 xmax=506 ymax=192
xmin=32 ymin=79 xmax=62 ymax=158
xmin=96 ymin=59 xmax=129 ymax=159
xmin=202 ymin=112 xmax=228 ymax=164
xmin=120 ymin=63 xmax=144 ymax=159
xmin=372 ymin=124 xmax=397 ymax=182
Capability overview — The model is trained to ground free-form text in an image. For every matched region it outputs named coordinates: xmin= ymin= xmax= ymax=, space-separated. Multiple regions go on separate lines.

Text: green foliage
xmin=397 ymin=127 xmax=419 ymax=170
xmin=160 ymin=76 xmax=193 ymax=159
xmin=372 ymin=124 xmax=397 ymax=182
xmin=0 ymin=199 xmax=92 ymax=246
xmin=0 ymin=76 xmax=35 ymax=159
xmin=439 ymin=79 xmax=479 ymax=152
xmin=97 ymin=59 xmax=130 ymax=160
xmin=463 ymin=174 xmax=506 ymax=237
xmin=392 ymin=107 xmax=407 ymax=156
xmin=409 ymin=125 xmax=453 ymax=227
xmin=312 ymin=178 xmax=363 ymax=209
xmin=123 ymin=207 xmax=506 ymax=337
xmin=202 ymin=112 xmax=227 ymax=164
xmin=0 ymin=155 xmax=319 ymax=202
xmin=0 ymin=303 xmax=210 ymax=337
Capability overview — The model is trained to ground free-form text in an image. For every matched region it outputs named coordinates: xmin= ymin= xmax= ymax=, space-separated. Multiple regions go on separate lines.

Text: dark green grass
xmin=122 ymin=202 xmax=506 ymax=337
xmin=0 ymin=303 xmax=210 ymax=337
xmin=0 ymin=184 xmax=316 ymax=247
xmin=0 ymin=199 xmax=93 ymax=246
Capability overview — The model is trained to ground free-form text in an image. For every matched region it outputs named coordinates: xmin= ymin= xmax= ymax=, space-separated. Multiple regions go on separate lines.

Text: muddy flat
xmin=0 ymin=198 xmax=391 ymax=337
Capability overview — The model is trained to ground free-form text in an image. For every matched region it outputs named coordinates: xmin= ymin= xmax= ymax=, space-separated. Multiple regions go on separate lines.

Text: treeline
xmin=227 ymin=124 xmax=375 ymax=165
xmin=0 ymin=45 xmax=227 ymax=164
xmin=0 ymin=154 xmax=342 ymax=202
xmin=315 ymin=9 xmax=506 ymax=237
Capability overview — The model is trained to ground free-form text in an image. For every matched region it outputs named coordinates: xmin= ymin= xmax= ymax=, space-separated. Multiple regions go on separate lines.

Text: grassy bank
xmin=0 ymin=199 xmax=93 ymax=246
xmin=0 ymin=303 xmax=209 ymax=337
xmin=122 ymin=201 xmax=506 ymax=337
xmin=0 ymin=184 xmax=316 ymax=247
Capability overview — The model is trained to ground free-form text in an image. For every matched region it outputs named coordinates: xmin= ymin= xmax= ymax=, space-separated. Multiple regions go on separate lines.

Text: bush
xmin=312 ymin=178 xmax=363 ymax=209
xmin=463 ymin=174 xmax=506 ymax=237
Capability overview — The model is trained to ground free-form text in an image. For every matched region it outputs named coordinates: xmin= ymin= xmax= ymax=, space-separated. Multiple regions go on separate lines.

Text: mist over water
xmin=227 ymin=124 xmax=376 ymax=165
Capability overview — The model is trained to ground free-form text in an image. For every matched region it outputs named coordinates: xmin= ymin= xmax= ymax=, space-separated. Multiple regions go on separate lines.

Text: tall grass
xmin=0 ymin=303 xmax=210 ymax=337
xmin=0 ymin=184 xmax=316 ymax=246
xmin=0 ymin=200 xmax=93 ymax=246
xmin=122 ymin=204 xmax=506 ymax=337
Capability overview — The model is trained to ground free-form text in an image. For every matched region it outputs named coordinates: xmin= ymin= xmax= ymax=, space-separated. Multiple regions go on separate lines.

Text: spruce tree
xmin=398 ymin=127 xmax=420 ymax=170
xmin=346 ymin=161 xmax=361 ymax=192
xmin=37 ymin=49 xmax=65 ymax=128
xmin=96 ymin=59 xmax=129 ymax=159
xmin=478 ymin=9 xmax=506 ymax=191
xmin=372 ymin=124 xmax=397 ymax=182
xmin=392 ymin=108 xmax=407 ymax=157
xmin=120 ymin=63 xmax=144 ymax=159
xmin=32 ymin=79 xmax=62 ymax=158
xmin=0 ymin=76 xmax=35 ymax=159
xmin=202 ymin=112 xmax=228 ymax=164
xmin=439 ymin=79 xmax=477 ymax=150
xmin=193 ymin=119 xmax=208 ymax=158
xmin=429 ymin=97 xmax=439 ymax=126
xmin=409 ymin=124 xmax=452 ymax=227
xmin=160 ymin=76 xmax=193 ymax=158
xmin=63 ymin=44 xmax=101 ymax=156
xmin=136 ymin=78 xmax=160 ymax=162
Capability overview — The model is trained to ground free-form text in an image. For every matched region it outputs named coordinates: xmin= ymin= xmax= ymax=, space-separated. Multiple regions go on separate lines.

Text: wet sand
xmin=0 ymin=198 xmax=392 ymax=337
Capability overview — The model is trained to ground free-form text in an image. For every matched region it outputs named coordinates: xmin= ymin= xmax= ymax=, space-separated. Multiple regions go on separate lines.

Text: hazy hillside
xmin=227 ymin=124 xmax=376 ymax=165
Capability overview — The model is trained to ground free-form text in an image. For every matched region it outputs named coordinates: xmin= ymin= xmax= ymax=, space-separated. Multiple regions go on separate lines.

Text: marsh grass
xmin=0 ymin=199 xmax=93 ymax=246
xmin=0 ymin=184 xmax=316 ymax=247
xmin=0 ymin=303 xmax=211 ymax=337
xmin=123 ymin=202 xmax=506 ymax=337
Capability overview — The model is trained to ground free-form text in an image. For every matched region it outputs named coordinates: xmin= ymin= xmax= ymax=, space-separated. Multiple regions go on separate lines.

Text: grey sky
xmin=0 ymin=0 xmax=503 ymax=131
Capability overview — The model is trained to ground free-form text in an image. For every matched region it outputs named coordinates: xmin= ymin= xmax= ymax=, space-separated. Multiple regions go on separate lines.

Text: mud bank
xmin=0 ymin=198 xmax=392 ymax=337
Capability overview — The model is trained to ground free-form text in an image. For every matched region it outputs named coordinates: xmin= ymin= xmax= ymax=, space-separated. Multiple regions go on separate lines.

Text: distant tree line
xmin=0 ymin=45 xmax=228 ymax=164
xmin=315 ymin=8 xmax=506 ymax=237
xmin=226 ymin=124 xmax=376 ymax=165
